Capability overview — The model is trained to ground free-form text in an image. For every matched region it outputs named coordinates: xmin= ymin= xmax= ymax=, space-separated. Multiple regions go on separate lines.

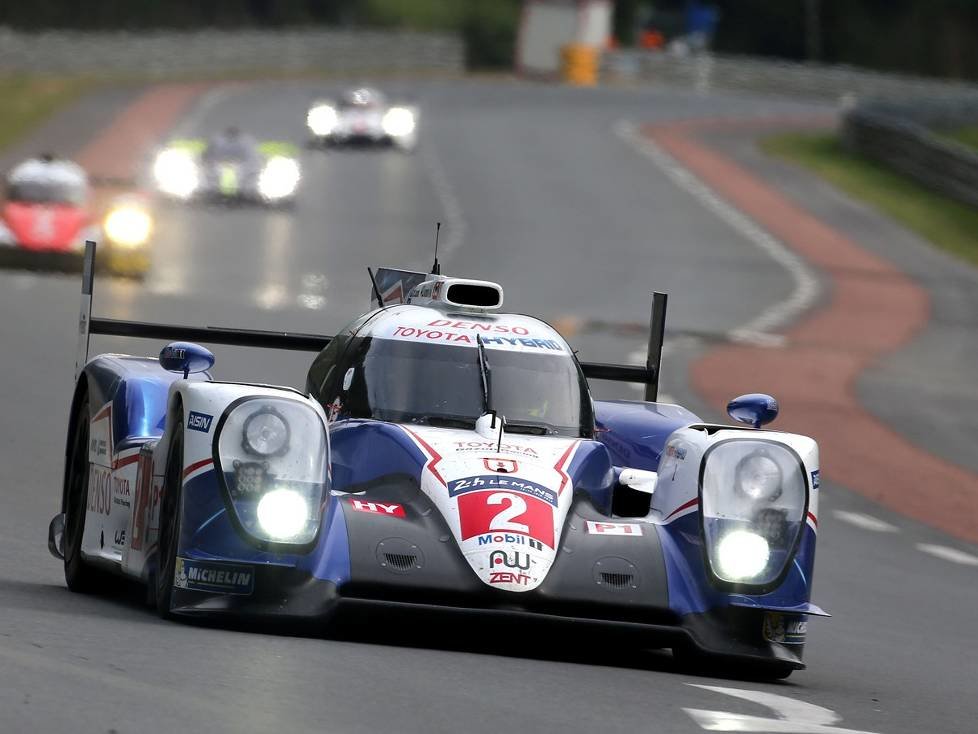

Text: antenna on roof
xmin=431 ymin=222 xmax=442 ymax=275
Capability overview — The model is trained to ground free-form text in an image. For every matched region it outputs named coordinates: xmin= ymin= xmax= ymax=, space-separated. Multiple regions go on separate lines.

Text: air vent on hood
xmin=592 ymin=556 xmax=640 ymax=591
xmin=599 ymin=572 xmax=633 ymax=589
xmin=384 ymin=553 xmax=416 ymax=570
xmin=376 ymin=537 xmax=425 ymax=574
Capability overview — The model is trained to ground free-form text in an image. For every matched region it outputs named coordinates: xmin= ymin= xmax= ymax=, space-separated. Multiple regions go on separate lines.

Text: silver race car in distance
xmin=306 ymin=87 xmax=418 ymax=151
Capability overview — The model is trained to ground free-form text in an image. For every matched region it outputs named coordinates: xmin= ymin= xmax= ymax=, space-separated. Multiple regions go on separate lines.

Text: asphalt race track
xmin=0 ymin=79 xmax=976 ymax=733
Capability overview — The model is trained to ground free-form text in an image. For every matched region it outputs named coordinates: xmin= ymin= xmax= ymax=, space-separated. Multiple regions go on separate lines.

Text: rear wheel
xmin=155 ymin=416 xmax=184 ymax=618
xmin=63 ymin=393 xmax=108 ymax=592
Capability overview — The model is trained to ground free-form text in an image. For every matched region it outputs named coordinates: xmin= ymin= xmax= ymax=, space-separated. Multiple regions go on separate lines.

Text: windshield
xmin=203 ymin=136 xmax=258 ymax=163
xmin=344 ymin=337 xmax=592 ymax=438
xmin=6 ymin=180 xmax=85 ymax=205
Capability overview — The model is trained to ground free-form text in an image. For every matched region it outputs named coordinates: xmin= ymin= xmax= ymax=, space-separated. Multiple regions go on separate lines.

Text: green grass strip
xmin=761 ymin=132 xmax=978 ymax=267
xmin=0 ymin=76 xmax=96 ymax=153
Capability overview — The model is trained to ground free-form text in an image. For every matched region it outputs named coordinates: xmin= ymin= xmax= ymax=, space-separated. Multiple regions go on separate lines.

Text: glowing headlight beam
xmin=715 ymin=530 xmax=770 ymax=581
xmin=382 ymin=107 xmax=416 ymax=138
xmin=257 ymin=156 xmax=300 ymax=201
xmin=307 ymin=105 xmax=338 ymax=136
xmin=256 ymin=489 xmax=310 ymax=540
xmin=104 ymin=205 xmax=152 ymax=248
xmin=153 ymin=149 xmax=199 ymax=198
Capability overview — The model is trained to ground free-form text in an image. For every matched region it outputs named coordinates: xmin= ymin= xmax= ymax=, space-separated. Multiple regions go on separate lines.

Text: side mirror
xmin=619 ymin=468 xmax=658 ymax=495
xmin=159 ymin=341 xmax=214 ymax=378
xmin=727 ymin=393 xmax=779 ymax=429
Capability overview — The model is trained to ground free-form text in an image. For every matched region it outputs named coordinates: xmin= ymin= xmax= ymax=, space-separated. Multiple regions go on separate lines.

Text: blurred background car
xmin=152 ymin=128 xmax=301 ymax=207
xmin=306 ymin=87 xmax=418 ymax=151
xmin=0 ymin=154 xmax=152 ymax=277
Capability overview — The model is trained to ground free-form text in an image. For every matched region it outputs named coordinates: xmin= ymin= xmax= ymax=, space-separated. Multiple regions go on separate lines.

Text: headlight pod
xmin=307 ymin=104 xmax=338 ymax=136
xmin=257 ymin=156 xmax=300 ymax=200
xmin=153 ymin=149 xmax=199 ymax=198
xmin=217 ymin=398 xmax=328 ymax=545
xmin=701 ymin=440 xmax=807 ymax=588
xmin=382 ymin=107 xmax=416 ymax=137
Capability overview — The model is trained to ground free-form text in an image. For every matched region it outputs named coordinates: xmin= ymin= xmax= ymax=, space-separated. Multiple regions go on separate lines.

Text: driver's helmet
xmin=340 ymin=87 xmax=384 ymax=108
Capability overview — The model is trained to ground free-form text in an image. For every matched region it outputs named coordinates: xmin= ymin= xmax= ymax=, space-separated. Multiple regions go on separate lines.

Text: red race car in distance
xmin=0 ymin=155 xmax=153 ymax=278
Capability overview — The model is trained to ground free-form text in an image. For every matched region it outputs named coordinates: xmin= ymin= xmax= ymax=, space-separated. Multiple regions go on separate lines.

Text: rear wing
xmin=76 ymin=243 xmax=667 ymax=400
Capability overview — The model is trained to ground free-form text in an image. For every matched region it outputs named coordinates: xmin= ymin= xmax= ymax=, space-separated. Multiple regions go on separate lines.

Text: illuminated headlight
xmin=701 ymin=440 xmax=807 ymax=588
xmin=715 ymin=530 xmax=770 ymax=581
xmin=153 ymin=149 xmax=198 ymax=198
xmin=217 ymin=398 xmax=329 ymax=546
xmin=256 ymin=489 xmax=310 ymax=540
xmin=242 ymin=407 xmax=290 ymax=456
xmin=104 ymin=204 xmax=152 ymax=248
xmin=382 ymin=107 xmax=416 ymax=137
xmin=307 ymin=104 xmax=338 ymax=136
xmin=258 ymin=156 xmax=300 ymax=200
xmin=735 ymin=454 xmax=782 ymax=502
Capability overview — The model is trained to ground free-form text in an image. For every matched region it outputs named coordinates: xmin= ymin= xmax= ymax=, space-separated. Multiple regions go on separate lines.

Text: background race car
xmin=306 ymin=87 xmax=418 ymax=151
xmin=0 ymin=157 xmax=152 ymax=277
xmin=152 ymin=135 xmax=301 ymax=206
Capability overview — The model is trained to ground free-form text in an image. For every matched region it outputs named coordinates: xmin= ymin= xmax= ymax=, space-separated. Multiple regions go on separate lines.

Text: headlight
xmin=701 ymin=440 xmax=806 ymax=587
xmin=257 ymin=156 xmax=300 ymax=200
xmin=153 ymin=149 xmax=198 ymax=198
xmin=104 ymin=204 xmax=152 ymax=248
xmin=382 ymin=107 xmax=416 ymax=137
xmin=735 ymin=454 xmax=782 ymax=502
xmin=243 ymin=407 xmax=290 ymax=456
xmin=715 ymin=530 xmax=770 ymax=581
xmin=307 ymin=104 xmax=338 ymax=136
xmin=217 ymin=398 xmax=328 ymax=545
xmin=257 ymin=489 xmax=310 ymax=541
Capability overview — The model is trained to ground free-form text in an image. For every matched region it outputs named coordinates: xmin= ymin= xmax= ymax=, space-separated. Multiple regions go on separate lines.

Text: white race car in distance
xmin=306 ymin=87 xmax=418 ymax=152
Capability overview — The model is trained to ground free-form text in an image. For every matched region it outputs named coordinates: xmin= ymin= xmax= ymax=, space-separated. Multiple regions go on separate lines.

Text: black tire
xmin=155 ymin=416 xmax=184 ymax=619
xmin=63 ymin=393 xmax=109 ymax=593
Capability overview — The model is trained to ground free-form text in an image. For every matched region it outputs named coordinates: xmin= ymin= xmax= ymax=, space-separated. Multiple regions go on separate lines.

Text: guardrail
xmin=0 ymin=27 xmax=464 ymax=76
xmin=842 ymin=97 xmax=978 ymax=209
xmin=603 ymin=50 xmax=978 ymax=101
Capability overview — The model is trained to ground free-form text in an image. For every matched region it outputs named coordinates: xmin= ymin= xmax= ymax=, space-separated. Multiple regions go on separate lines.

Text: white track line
xmin=832 ymin=510 xmax=898 ymax=533
xmin=916 ymin=543 xmax=978 ymax=566
xmin=613 ymin=120 xmax=819 ymax=346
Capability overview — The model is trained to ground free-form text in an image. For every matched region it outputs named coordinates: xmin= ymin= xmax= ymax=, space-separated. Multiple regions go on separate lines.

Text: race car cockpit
xmin=307 ymin=270 xmax=595 ymax=439
xmin=338 ymin=87 xmax=385 ymax=109
xmin=5 ymin=156 xmax=88 ymax=206
xmin=202 ymin=127 xmax=260 ymax=164
xmin=337 ymin=336 xmax=592 ymax=438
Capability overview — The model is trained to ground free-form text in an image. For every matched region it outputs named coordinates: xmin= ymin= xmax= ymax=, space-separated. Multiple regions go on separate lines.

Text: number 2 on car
xmin=457 ymin=491 xmax=554 ymax=548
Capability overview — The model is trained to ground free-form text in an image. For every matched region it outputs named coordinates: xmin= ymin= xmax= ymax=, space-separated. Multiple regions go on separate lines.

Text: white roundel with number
xmin=402 ymin=426 xmax=580 ymax=592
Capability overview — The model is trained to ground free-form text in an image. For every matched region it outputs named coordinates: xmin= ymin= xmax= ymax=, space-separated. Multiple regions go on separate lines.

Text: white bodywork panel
xmin=83 ymin=380 xmax=327 ymax=581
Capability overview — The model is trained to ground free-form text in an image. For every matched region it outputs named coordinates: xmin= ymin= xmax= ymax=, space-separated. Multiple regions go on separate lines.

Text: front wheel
xmin=63 ymin=393 xmax=109 ymax=592
xmin=155 ymin=417 xmax=184 ymax=618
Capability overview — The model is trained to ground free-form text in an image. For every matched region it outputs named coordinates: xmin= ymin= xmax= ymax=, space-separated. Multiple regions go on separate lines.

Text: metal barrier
xmin=0 ymin=27 xmax=464 ymax=76
xmin=842 ymin=97 xmax=978 ymax=209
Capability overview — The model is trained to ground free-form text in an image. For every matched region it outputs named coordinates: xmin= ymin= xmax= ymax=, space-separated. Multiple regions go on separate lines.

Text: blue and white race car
xmin=49 ymin=248 xmax=826 ymax=679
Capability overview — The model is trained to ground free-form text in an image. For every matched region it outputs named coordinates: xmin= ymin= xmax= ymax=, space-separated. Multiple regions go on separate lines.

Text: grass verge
xmin=760 ymin=132 xmax=978 ymax=267
xmin=944 ymin=126 xmax=978 ymax=151
xmin=0 ymin=76 xmax=96 ymax=153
